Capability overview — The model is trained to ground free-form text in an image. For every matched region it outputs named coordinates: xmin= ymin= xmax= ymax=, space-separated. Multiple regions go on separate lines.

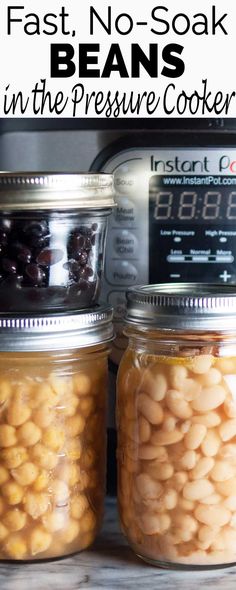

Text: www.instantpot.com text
xmin=162 ymin=177 xmax=236 ymax=186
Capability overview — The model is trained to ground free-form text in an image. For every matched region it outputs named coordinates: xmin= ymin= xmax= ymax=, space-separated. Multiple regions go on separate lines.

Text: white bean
xmin=191 ymin=386 xmax=226 ymax=412
xmin=184 ymin=424 xmax=207 ymax=450
xmin=183 ymin=479 xmax=214 ymax=501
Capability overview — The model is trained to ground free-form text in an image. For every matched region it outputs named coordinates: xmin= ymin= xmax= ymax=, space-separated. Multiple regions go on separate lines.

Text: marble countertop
xmin=1 ymin=497 xmax=236 ymax=589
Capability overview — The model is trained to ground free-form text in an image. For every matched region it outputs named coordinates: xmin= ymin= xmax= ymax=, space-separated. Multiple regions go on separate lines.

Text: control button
xmin=113 ymin=230 xmax=138 ymax=258
xmin=114 ymin=197 xmax=137 ymax=226
xmin=107 ymin=291 xmax=126 ymax=320
xmin=106 ymin=260 xmax=138 ymax=286
xmin=114 ymin=165 xmax=136 ymax=195
xmin=219 ymin=270 xmax=232 ymax=282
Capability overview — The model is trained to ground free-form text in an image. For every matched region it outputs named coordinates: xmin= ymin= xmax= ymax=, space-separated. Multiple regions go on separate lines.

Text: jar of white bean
xmin=0 ymin=305 xmax=113 ymax=560
xmin=117 ymin=284 xmax=236 ymax=568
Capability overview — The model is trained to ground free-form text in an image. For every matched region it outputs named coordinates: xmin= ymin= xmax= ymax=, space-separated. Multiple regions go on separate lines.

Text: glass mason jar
xmin=0 ymin=172 xmax=115 ymax=311
xmin=117 ymin=284 xmax=236 ymax=569
xmin=0 ymin=304 xmax=113 ymax=560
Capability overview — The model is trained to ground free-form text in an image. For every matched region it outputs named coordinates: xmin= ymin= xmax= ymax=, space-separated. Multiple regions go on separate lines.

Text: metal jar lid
xmin=0 ymin=304 xmax=113 ymax=352
xmin=0 ymin=172 xmax=115 ymax=211
xmin=125 ymin=284 xmax=236 ymax=332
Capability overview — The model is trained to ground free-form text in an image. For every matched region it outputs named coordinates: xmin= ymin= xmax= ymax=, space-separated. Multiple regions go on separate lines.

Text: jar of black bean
xmin=0 ymin=173 xmax=115 ymax=311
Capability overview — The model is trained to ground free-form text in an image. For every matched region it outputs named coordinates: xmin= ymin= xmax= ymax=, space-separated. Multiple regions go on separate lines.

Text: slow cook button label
xmin=107 ymin=260 xmax=138 ymax=286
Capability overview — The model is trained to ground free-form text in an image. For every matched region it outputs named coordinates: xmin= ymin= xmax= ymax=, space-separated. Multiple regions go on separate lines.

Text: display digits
xmin=152 ymin=183 xmax=236 ymax=222
xmin=226 ymin=192 xmax=236 ymax=220
xmin=154 ymin=192 xmax=173 ymax=220
xmin=178 ymin=192 xmax=197 ymax=220
xmin=202 ymin=192 xmax=221 ymax=220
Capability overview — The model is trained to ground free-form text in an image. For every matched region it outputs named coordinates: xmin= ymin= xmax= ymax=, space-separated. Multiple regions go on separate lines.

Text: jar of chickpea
xmin=117 ymin=283 xmax=236 ymax=568
xmin=0 ymin=305 xmax=113 ymax=560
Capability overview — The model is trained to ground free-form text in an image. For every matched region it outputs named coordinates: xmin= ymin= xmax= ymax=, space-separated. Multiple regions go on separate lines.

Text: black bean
xmin=71 ymin=234 xmax=85 ymax=251
xmin=23 ymin=220 xmax=48 ymax=238
xmin=2 ymin=258 xmax=17 ymax=274
xmin=14 ymin=244 xmax=32 ymax=264
xmin=0 ymin=231 xmax=8 ymax=247
xmin=77 ymin=251 xmax=88 ymax=266
xmin=36 ymin=248 xmax=64 ymax=267
xmin=80 ymin=266 xmax=94 ymax=280
xmin=25 ymin=263 xmax=45 ymax=286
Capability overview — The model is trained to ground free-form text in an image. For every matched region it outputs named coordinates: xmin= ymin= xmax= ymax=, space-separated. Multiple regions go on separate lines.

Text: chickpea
xmin=0 ymin=465 xmax=9 ymax=485
xmin=64 ymin=438 xmax=82 ymax=461
xmin=81 ymin=448 xmax=96 ymax=470
xmin=73 ymin=373 xmax=91 ymax=396
xmin=7 ymin=402 xmax=31 ymax=427
xmin=58 ymin=394 xmax=79 ymax=418
xmin=1 ymin=446 xmax=28 ymax=469
xmin=0 ymin=425 xmax=17 ymax=448
xmin=80 ymin=508 xmax=97 ymax=534
xmin=30 ymin=382 xmax=58 ymax=409
xmin=0 ymin=497 xmax=5 ymax=516
xmin=33 ymin=405 xmax=55 ymax=428
xmin=3 ymin=509 xmax=27 ymax=532
xmin=80 ymin=396 xmax=95 ymax=418
xmin=2 ymin=482 xmax=24 ymax=505
xmin=50 ymin=480 xmax=69 ymax=505
xmin=42 ymin=427 xmax=65 ymax=452
xmin=24 ymin=492 xmax=50 ymax=519
xmin=17 ymin=421 xmax=41 ymax=447
xmin=4 ymin=534 xmax=27 ymax=559
xmin=0 ymin=523 xmax=8 ymax=542
xmin=66 ymin=415 xmax=86 ymax=437
xmin=59 ymin=464 xmax=81 ymax=488
xmin=42 ymin=510 xmax=67 ymax=533
xmin=32 ymin=444 xmax=59 ymax=470
xmin=0 ymin=380 xmax=12 ymax=405
xmin=33 ymin=470 xmax=50 ymax=492
xmin=60 ymin=519 xmax=80 ymax=544
xmin=30 ymin=526 xmax=52 ymax=556
xmin=70 ymin=495 xmax=89 ymax=520
xmin=12 ymin=462 xmax=39 ymax=486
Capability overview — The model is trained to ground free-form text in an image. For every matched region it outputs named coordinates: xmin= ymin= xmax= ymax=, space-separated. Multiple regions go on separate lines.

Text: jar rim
xmin=125 ymin=283 xmax=236 ymax=332
xmin=0 ymin=304 xmax=114 ymax=351
xmin=0 ymin=172 xmax=116 ymax=210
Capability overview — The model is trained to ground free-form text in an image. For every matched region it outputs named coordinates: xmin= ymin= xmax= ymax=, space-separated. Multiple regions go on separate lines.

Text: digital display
xmin=149 ymin=176 xmax=236 ymax=223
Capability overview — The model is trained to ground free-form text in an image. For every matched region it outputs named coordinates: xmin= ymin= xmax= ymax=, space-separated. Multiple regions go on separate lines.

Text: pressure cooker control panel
xmin=99 ymin=147 xmax=236 ymax=363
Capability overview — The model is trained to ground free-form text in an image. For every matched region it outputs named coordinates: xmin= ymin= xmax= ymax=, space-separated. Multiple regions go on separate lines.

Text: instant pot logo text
xmin=219 ymin=156 xmax=236 ymax=174
xmin=150 ymin=155 xmax=236 ymax=174
xmin=151 ymin=155 xmax=210 ymax=173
